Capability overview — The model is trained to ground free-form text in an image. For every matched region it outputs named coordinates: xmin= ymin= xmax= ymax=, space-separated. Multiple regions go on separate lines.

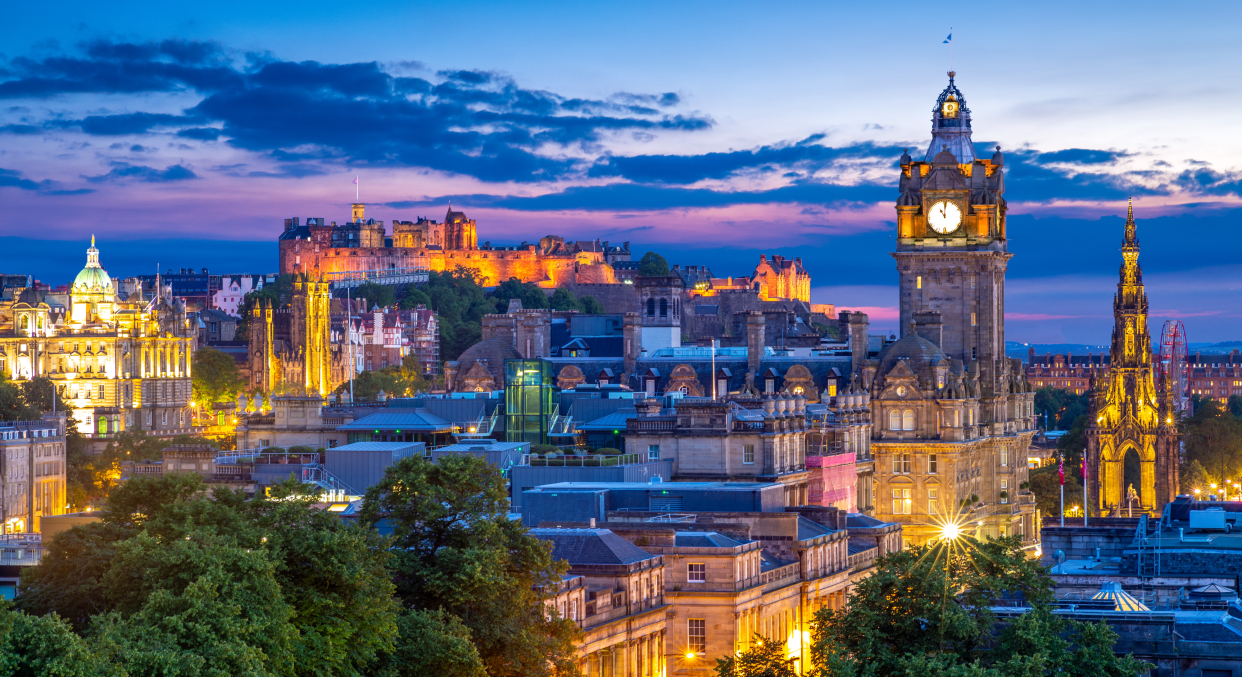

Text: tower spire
xmin=1124 ymin=197 xmax=1137 ymax=247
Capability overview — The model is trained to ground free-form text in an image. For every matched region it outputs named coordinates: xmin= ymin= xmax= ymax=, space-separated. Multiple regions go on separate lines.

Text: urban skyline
xmin=2 ymin=1 xmax=1240 ymax=343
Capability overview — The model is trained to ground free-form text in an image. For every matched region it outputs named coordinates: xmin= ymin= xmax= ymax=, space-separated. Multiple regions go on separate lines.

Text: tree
xmin=808 ymin=536 xmax=1149 ymax=677
xmin=0 ymin=602 xmax=107 ymax=675
xmin=375 ymin=609 xmax=487 ymax=677
xmin=1033 ymin=387 xmax=1090 ymax=431
xmin=1028 ymin=462 xmax=1082 ymax=518
xmin=579 ymin=295 xmax=606 ymax=314
xmin=398 ymin=288 xmax=432 ymax=310
xmin=1181 ymin=459 xmax=1214 ymax=494
xmin=715 ymin=635 xmax=798 ymax=677
xmin=491 ymin=278 xmax=549 ymax=313
xmin=550 ymin=287 xmax=581 ymax=312
xmin=192 ymin=346 xmax=245 ymax=406
xmin=18 ymin=475 xmax=399 ymax=676
xmin=360 ymin=455 xmax=581 ymax=676
xmin=0 ymin=378 xmax=36 ymax=421
xmin=637 ymin=251 xmax=669 ymax=277
xmin=1182 ymin=399 xmax=1242 ymax=486
xmin=356 ymin=281 xmax=396 ymax=310
xmin=20 ymin=376 xmax=69 ymax=414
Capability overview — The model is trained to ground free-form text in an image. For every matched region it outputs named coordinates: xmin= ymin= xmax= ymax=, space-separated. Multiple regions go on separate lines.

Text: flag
xmin=1081 ymin=457 xmax=1087 ymax=479
xmin=353 ymin=177 xmax=359 ymax=185
xmin=943 ymin=33 xmax=952 ymax=44
xmin=1058 ymin=457 xmax=1064 ymax=486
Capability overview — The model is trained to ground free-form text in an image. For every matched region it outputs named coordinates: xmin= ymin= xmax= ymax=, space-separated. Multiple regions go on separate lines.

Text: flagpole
xmin=1083 ymin=455 xmax=1089 ymax=527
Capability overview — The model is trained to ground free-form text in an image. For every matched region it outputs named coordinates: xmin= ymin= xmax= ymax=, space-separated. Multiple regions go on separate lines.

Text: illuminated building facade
xmin=279 ymin=205 xmax=627 ymax=287
xmin=1085 ymin=203 xmax=1179 ymax=516
xmin=0 ymin=417 xmax=67 ymax=533
xmin=868 ymin=73 xmax=1039 ymax=547
xmin=247 ymin=274 xmax=351 ymax=398
xmin=0 ymin=239 xmax=196 ymax=443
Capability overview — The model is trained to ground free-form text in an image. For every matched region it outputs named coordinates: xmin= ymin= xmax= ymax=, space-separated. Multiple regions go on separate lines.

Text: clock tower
xmin=893 ymin=71 xmax=1013 ymax=429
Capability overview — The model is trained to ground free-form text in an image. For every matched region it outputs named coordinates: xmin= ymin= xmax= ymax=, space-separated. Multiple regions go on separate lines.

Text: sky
xmin=2 ymin=0 xmax=1240 ymax=343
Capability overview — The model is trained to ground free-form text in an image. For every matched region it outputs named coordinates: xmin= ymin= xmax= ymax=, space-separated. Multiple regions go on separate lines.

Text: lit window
xmin=929 ymin=487 xmax=939 ymax=514
xmin=916 ymin=276 xmax=922 ymax=289
xmin=1000 ymin=448 xmax=1008 ymax=467
xmin=743 ymin=444 xmax=755 ymax=465
xmin=889 ymin=410 xmax=901 ymax=431
xmin=892 ymin=488 xmax=911 ymax=514
xmin=688 ymin=619 xmax=706 ymax=653
xmin=971 ymin=312 xmax=977 ymax=326
xmin=902 ymin=409 xmax=915 ymax=431
xmin=688 ymin=563 xmax=706 ymax=583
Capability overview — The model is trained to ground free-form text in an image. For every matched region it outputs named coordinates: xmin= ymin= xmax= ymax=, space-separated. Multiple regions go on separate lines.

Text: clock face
xmin=928 ymin=200 xmax=962 ymax=234
xmin=896 ymin=386 xmax=907 ymax=397
xmin=942 ymin=97 xmax=959 ymax=118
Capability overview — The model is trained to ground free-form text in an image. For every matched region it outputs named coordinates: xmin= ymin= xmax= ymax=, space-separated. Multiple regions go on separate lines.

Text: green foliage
xmin=715 ymin=634 xmax=798 ymax=677
xmin=398 ymin=288 xmax=432 ymax=310
xmin=809 ymin=536 xmax=1148 ymax=677
xmin=191 ymin=346 xmax=245 ymax=407
xmin=0 ymin=602 xmax=107 ymax=676
xmin=422 ymin=268 xmax=494 ymax=361
xmin=549 ymin=286 xmax=580 ymax=312
xmin=1028 ymin=463 xmax=1082 ymax=518
xmin=355 ymin=281 xmax=396 ymax=310
xmin=334 ymin=356 xmax=431 ymax=401
xmin=637 ymin=251 xmax=669 ymax=277
xmin=17 ymin=474 xmax=399 ymax=676
xmin=1180 ymin=459 xmax=1214 ymax=493
xmin=1182 ymin=398 xmax=1242 ymax=485
xmin=360 ymin=455 xmax=581 ymax=676
xmin=20 ymin=376 xmax=69 ymax=414
xmin=579 ymin=295 xmax=605 ymax=314
xmin=375 ymin=609 xmax=487 ymax=677
xmin=0 ymin=379 xmax=36 ymax=421
xmin=594 ymin=447 xmax=622 ymax=456
xmin=1229 ymin=394 xmax=1242 ymax=418
xmin=1033 ymin=387 xmax=1090 ymax=431
xmin=491 ymin=278 xmax=549 ymax=313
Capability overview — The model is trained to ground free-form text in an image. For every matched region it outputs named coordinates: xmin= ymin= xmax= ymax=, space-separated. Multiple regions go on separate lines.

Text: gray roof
xmin=675 ymin=531 xmax=744 ymax=548
xmin=531 ymin=528 xmax=657 ymax=565
xmin=846 ymin=513 xmax=890 ymax=528
xmin=337 ymin=410 xmax=453 ymax=432
xmin=760 ymin=550 xmax=795 ymax=572
xmin=576 ymin=409 xmax=638 ymax=432
xmin=1175 ymin=623 xmax=1242 ymax=642
xmin=797 ymin=517 xmax=836 ymax=541
xmin=330 ymin=441 xmax=424 ymax=452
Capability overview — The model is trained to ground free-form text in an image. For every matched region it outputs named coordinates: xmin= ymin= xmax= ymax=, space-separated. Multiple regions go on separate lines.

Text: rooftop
xmin=530 ymin=528 xmax=659 ymax=566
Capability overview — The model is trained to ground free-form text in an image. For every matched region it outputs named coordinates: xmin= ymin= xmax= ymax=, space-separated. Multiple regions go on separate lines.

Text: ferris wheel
xmin=1158 ymin=320 xmax=1189 ymax=414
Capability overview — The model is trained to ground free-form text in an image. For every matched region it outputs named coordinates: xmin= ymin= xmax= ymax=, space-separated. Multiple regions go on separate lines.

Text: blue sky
xmin=2 ymin=0 xmax=1240 ymax=342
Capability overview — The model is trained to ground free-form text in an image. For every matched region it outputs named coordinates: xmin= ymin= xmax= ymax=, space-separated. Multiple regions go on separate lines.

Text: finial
xmin=996 ymin=145 xmax=1001 ymax=152
xmin=91 ymin=234 xmax=95 ymax=247
xmin=947 ymin=70 xmax=956 ymax=80
xmin=942 ymin=144 xmax=948 ymax=151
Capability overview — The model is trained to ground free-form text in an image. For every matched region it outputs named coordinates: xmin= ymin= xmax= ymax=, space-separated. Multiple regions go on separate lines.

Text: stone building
xmin=623 ymin=395 xmax=813 ymax=507
xmin=1186 ymin=350 xmax=1242 ymax=402
xmin=751 ymin=254 xmax=811 ymax=303
xmin=0 ymin=415 xmax=67 ymax=533
xmin=234 ymin=394 xmax=356 ymax=451
xmin=280 ymin=205 xmax=627 ymax=287
xmin=1026 ymin=349 xmax=1110 ymax=394
xmin=1086 ymin=203 xmax=1179 ymax=516
xmin=533 ymin=528 xmax=668 ymax=677
xmin=0 ymin=238 xmax=196 ymax=444
xmin=247 ymin=274 xmax=351 ymax=398
xmin=868 ymin=73 xmax=1039 ymax=547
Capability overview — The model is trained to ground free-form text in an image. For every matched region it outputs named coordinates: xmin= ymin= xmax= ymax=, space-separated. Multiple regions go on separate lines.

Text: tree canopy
xmin=191 ymin=346 xmax=245 ymax=407
xmin=637 ymin=251 xmax=670 ymax=277
xmin=360 ymin=454 xmax=581 ymax=676
xmin=1182 ymin=397 xmax=1242 ymax=488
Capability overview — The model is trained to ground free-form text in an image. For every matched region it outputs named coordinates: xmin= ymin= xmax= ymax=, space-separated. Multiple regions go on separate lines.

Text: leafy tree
xmin=421 ymin=267 xmax=494 ymax=361
xmin=191 ymin=346 xmax=245 ymax=407
xmin=360 ymin=455 xmax=581 ymax=676
xmin=550 ymin=287 xmax=581 ymax=312
xmin=1182 ymin=398 xmax=1242 ymax=486
xmin=375 ymin=609 xmax=487 ymax=677
xmin=1028 ymin=462 xmax=1083 ymax=518
xmin=715 ymin=635 xmax=797 ymax=677
xmin=355 ymin=281 xmax=396 ymax=310
xmin=1033 ymin=387 xmax=1090 ymax=431
xmin=398 ymin=288 xmax=432 ymax=310
xmin=808 ymin=536 xmax=1148 ymax=677
xmin=1181 ymin=459 xmax=1214 ymax=493
xmin=19 ymin=475 xmax=399 ymax=676
xmin=492 ymin=278 xmax=549 ymax=313
xmin=1055 ymin=414 xmax=1091 ymax=469
xmin=637 ymin=251 xmax=669 ymax=277
xmin=579 ymin=295 xmax=606 ymax=314
xmin=0 ymin=602 xmax=107 ymax=675
xmin=0 ymin=378 xmax=36 ymax=421
xmin=1229 ymin=394 xmax=1242 ymax=419
xmin=20 ymin=376 xmax=69 ymax=414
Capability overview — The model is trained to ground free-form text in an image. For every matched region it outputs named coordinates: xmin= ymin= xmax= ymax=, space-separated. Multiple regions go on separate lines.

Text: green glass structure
xmin=505 ymin=359 xmax=554 ymax=445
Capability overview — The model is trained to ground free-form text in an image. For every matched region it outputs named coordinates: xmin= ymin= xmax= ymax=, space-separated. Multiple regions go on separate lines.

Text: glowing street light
xmin=940 ymin=521 xmax=962 ymax=541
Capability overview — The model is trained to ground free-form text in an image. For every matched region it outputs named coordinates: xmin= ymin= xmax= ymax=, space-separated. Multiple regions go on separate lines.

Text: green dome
xmin=73 ymin=236 xmax=113 ymax=292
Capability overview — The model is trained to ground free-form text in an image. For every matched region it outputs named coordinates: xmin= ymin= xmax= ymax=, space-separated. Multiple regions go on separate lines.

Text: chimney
xmin=839 ymin=311 xmax=870 ymax=377
xmin=623 ymin=312 xmax=642 ymax=378
xmin=746 ymin=311 xmax=765 ymax=388
xmin=912 ymin=311 xmax=943 ymax=348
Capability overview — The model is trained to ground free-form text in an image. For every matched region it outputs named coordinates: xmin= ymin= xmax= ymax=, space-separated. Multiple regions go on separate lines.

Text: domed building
xmin=870 ymin=73 xmax=1039 ymax=548
xmin=0 ymin=237 xmax=196 ymax=446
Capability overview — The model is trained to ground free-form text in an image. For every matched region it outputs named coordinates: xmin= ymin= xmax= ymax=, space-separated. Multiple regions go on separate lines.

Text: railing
xmin=761 ymin=563 xmax=801 ymax=589
xmin=0 ymin=546 xmax=42 ymax=565
xmin=525 ymin=453 xmax=644 ymax=467
xmin=132 ymin=464 xmax=162 ymax=475
xmin=628 ymin=419 xmax=676 ymax=432
xmin=300 ymin=463 xmax=355 ymax=498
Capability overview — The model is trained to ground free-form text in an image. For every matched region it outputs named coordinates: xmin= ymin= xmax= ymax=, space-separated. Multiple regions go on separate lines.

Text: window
xmin=765 ymin=378 xmax=774 ymax=394
xmin=999 ymin=525 xmax=1008 ymax=537
xmin=646 ymin=298 xmax=655 ymax=316
xmin=659 ymin=298 xmax=668 ymax=317
xmin=902 ymin=409 xmax=915 ymax=431
xmin=928 ymin=454 xmax=938 ymax=474
xmin=971 ymin=312 xmax=977 ymax=326
xmin=1001 ymin=479 xmax=1009 ymax=504
xmin=687 ymin=563 xmax=706 ymax=582
xmin=972 ymin=347 xmax=978 ymax=360
xmin=648 ymin=444 xmax=660 ymax=461
xmin=916 ymin=275 xmax=922 ymax=289
xmin=971 ymin=274 xmax=976 ymax=289
xmin=892 ymin=454 xmax=910 ymax=474
xmin=645 ymin=379 xmax=656 ymax=396
xmin=953 ymin=410 xmax=960 ymax=427
xmin=743 ymin=444 xmax=755 ymax=465
xmin=688 ymin=619 xmax=706 ymax=653
xmin=888 ymin=410 xmax=901 ymax=431
xmin=1000 ymin=447 xmax=1008 ymax=467
xmin=929 ymin=487 xmax=939 ymax=514
xmin=717 ymin=378 xmax=728 ymax=397
xmin=892 ymin=488 xmax=911 ymax=514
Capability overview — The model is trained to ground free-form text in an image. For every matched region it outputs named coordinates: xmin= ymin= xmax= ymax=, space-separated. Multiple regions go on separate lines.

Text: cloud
xmin=83 ymin=163 xmax=198 ymax=183
xmin=0 ymin=166 xmax=94 ymax=194
xmin=177 ymin=127 xmax=221 ymax=141
xmin=73 ymin=112 xmax=204 ymax=135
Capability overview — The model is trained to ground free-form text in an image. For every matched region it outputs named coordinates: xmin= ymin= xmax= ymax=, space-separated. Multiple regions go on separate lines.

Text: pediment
xmin=889 ymin=476 xmax=914 ymax=485
xmin=462 ymin=361 xmax=494 ymax=380
xmin=886 ymin=360 xmax=916 ymax=380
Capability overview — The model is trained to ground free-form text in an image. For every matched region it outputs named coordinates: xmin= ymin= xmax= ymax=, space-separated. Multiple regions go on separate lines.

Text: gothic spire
xmin=1124 ymin=197 xmax=1138 ymax=248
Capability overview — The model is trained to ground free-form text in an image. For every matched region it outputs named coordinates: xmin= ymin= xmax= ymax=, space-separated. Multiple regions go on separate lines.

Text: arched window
xmin=902 ymin=409 xmax=915 ymax=431
xmin=659 ymin=298 xmax=668 ymax=317
xmin=888 ymin=410 xmax=901 ymax=430
xmin=646 ymin=298 xmax=655 ymax=316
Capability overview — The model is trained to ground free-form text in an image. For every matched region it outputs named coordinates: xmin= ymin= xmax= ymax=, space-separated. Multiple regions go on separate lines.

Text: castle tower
xmin=1086 ymin=202 xmax=1179 ymax=515
xmin=893 ymin=71 xmax=1012 ymax=430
